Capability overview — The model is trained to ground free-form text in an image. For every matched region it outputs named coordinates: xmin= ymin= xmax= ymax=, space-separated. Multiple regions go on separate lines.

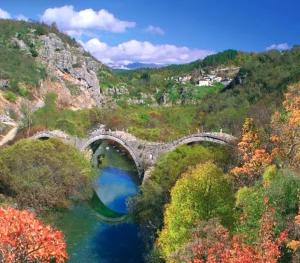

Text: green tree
xmin=158 ymin=162 xmax=235 ymax=260
xmin=235 ymin=166 xmax=300 ymax=243
xmin=131 ymin=145 xmax=231 ymax=237
xmin=20 ymin=101 xmax=34 ymax=136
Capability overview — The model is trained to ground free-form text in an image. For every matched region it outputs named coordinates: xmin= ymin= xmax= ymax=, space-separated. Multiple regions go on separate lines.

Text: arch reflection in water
xmin=95 ymin=166 xmax=139 ymax=214
xmin=51 ymin=140 xmax=145 ymax=262
xmin=92 ymin=140 xmax=141 ymax=215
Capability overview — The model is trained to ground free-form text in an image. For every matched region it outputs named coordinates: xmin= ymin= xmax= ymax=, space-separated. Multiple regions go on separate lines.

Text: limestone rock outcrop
xmin=38 ymin=33 xmax=104 ymax=105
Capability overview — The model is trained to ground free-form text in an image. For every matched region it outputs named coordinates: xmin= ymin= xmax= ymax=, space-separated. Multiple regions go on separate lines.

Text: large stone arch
xmin=81 ymin=134 xmax=144 ymax=176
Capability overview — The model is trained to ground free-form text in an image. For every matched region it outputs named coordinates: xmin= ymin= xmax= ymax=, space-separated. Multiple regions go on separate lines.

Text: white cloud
xmin=266 ymin=43 xmax=291 ymax=51
xmin=16 ymin=14 xmax=28 ymax=21
xmin=82 ymin=38 xmax=213 ymax=67
xmin=96 ymin=183 xmax=136 ymax=206
xmin=0 ymin=8 xmax=28 ymax=21
xmin=40 ymin=5 xmax=136 ymax=35
xmin=145 ymin=25 xmax=165 ymax=35
xmin=0 ymin=8 xmax=11 ymax=19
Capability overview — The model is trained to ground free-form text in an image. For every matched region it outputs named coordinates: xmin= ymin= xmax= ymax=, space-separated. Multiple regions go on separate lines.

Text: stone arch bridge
xmin=32 ymin=128 xmax=237 ymax=178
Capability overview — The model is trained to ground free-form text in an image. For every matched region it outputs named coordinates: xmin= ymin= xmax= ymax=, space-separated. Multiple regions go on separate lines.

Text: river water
xmin=51 ymin=142 xmax=145 ymax=263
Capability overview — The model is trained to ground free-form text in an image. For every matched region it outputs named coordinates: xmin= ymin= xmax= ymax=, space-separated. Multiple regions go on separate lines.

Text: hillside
xmin=0 ymin=21 xmax=246 ymax=124
xmin=1 ymin=19 xmax=300 ymax=142
xmin=0 ymin=19 xmax=110 ymax=119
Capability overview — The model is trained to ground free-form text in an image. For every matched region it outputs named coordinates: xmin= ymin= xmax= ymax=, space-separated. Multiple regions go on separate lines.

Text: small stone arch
xmin=81 ymin=135 xmax=144 ymax=176
xmin=164 ymin=133 xmax=237 ymax=154
xmin=32 ymin=133 xmax=56 ymax=140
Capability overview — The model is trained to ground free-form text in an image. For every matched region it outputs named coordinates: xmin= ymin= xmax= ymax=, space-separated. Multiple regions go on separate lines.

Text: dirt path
xmin=0 ymin=123 xmax=18 ymax=147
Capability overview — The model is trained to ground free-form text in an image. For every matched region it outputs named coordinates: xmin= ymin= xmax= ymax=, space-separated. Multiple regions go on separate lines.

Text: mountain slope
xmin=0 ymin=19 xmax=110 ymax=118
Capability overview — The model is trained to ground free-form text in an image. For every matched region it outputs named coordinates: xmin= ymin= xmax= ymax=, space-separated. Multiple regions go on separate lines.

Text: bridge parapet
xmin=31 ymin=129 xmax=237 ymax=180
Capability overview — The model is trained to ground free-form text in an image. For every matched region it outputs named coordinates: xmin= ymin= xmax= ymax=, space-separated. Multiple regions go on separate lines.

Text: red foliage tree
xmin=174 ymin=209 xmax=287 ymax=263
xmin=271 ymin=82 xmax=300 ymax=169
xmin=231 ymin=118 xmax=277 ymax=185
xmin=0 ymin=207 xmax=68 ymax=263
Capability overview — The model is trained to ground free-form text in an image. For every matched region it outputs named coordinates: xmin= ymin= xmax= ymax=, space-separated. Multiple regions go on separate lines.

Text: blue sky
xmin=0 ymin=0 xmax=299 ymax=67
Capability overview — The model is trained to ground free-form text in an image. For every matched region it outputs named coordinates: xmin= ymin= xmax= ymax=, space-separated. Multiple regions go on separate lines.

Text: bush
xmin=18 ymin=86 xmax=29 ymax=97
xmin=4 ymin=91 xmax=17 ymax=102
xmin=0 ymin=139 xmax=94 ymax=211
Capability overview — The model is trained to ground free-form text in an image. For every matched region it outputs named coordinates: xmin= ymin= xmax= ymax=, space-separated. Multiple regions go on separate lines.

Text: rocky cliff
xmin=0 ymin=20 xmax=110 ymax=120
xmin=38 ymin=33 xmax=104 ymax=105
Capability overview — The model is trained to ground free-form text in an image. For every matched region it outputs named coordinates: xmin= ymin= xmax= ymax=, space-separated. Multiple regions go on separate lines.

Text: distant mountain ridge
xmin=113 ymin=62 xmax=165 ymax=70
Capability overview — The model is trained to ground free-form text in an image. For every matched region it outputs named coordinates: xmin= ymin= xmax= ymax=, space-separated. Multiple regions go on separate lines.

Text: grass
xmin=96 ymin=105 xmax=201 ymax=141
xmin=0 ymin=46 xmax=46 ymax=88
xmin=194 ymin=82 xmax=224 ymax=99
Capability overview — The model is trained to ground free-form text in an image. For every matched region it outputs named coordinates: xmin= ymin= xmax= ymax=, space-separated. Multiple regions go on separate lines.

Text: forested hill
xmin=1 ymin=19 xmax=300 ymax=143
xmin=134 ymin=49 xmax=240 ymax=74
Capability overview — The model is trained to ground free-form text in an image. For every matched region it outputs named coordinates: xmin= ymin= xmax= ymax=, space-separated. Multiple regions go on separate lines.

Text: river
xmin=50 ymin=141 xmax=145 ymax=263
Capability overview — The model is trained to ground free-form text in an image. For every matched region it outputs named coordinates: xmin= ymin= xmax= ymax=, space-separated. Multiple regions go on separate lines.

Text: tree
xmin=0 ymin=207 xmax=68 ymax=263
xmin=287 ymin=207 xmax=300 ymax=262
xmin=231 ymin=118 xmax=276 ymax=185
xmin=235 ymin=167 xmax=300 ymax=243
xmin=158 ymin=162 xmax=235 ymax=260
xmin=173 ymin=210 xmax=287 ymax=263
xmin=20 ymin=101 xmax=34 ymax=137
xmin=131 ymin=145 xmax=231 ymax=244
xmin=271 ymin=82 xmax=300 ymax=169
xmin=34 ymin=92 xmax=58 ymax=129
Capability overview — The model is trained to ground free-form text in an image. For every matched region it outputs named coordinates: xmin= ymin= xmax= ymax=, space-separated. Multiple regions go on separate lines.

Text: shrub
xmin=4 ymin=91 xmax=17 ymax=102
xmin=0 ymin=139 xmax=94 ymax=211
xmin=18 ymin=86 xmax=29 ymax=97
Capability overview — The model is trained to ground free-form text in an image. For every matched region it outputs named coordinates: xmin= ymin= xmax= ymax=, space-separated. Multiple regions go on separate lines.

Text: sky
xmin=0 ymin=0 xmax=299 ymax=67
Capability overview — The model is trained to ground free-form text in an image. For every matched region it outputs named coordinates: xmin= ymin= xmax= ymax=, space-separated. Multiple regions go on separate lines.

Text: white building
xmin=214 ymin=76 xmax=222 ymax=82
xmin=198 ymin=80 xmax=212 ymax=86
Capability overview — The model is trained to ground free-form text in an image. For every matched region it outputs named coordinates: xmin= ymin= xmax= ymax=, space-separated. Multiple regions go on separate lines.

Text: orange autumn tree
xmin=0 ymin=207 xmax=68 ymax=263
xmin=287 ymin=207 xmax=300 ymax=262
xmin=272 ymin=82 xmax=300 ymax=169
xmin=175 ymin=209 xmax=287 ymax=263
xmin=231 ymin=118 xmax=276 ymax=185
